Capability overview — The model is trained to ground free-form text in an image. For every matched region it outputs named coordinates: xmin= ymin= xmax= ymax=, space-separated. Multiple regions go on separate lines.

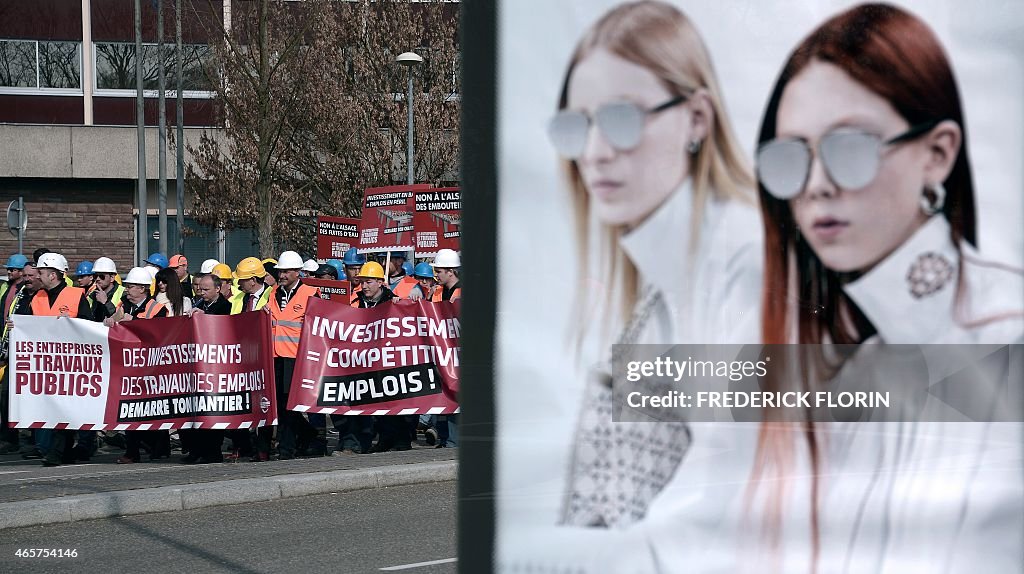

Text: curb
xmin=0 ymin=460 xmax=457 ymax=531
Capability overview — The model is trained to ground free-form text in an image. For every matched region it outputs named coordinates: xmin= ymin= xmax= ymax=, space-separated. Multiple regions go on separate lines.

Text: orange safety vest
xmin=117 ymin=298 xmax=167 ymax=319
xmin=31 ymin=286 xmax=86 ymax=317
xmin=392 ymin=276 xmax=419 ymax=299
xmin=268 ymin=283 xmax=319 ymax=358
xmin=349 ymin=283 xmax=362 ymax=305
xmin=431 ymin=286 xmax=462 ymax=303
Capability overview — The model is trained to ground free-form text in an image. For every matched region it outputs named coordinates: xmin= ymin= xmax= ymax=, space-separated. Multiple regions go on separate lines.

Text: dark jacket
xmin=355 ymin=286 xmax=395 ymax=309
xmin=195 ymin=294 xmax=231 ymax=315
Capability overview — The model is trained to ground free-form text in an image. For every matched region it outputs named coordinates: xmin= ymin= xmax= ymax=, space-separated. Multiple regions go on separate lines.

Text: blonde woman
xmin=548 ymin=0 xmax=763 ymax=530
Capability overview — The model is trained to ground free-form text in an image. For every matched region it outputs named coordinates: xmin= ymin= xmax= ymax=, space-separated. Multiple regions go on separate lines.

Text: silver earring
xmin=920 ymin=182 xmax=946 ymax=216
xmin=687 ymin=139 xmax=702 ymax=154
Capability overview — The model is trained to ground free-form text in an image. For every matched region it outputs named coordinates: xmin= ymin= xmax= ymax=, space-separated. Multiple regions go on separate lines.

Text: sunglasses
xmin=756 ymin=120 xmax=939 ymax=200
xmin=547 ymin=95 xmax=688 ymax=159
xmin=94 ymin=273 xmax=111 ymax=280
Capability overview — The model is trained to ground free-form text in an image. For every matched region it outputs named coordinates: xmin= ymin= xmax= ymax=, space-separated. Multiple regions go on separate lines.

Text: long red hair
xmin=752 ymin=3 xmax=976 ymax=565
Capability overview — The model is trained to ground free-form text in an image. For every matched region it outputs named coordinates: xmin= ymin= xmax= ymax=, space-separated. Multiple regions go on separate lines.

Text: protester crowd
xmin=0 ymin=246 xmax=462 ymax=467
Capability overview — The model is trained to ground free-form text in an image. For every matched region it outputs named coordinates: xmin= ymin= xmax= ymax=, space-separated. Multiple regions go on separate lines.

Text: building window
xmin=0 ymin=39 xmax=81 ymax=91
xmin=95 ymin=42 xmax=214 ymax=96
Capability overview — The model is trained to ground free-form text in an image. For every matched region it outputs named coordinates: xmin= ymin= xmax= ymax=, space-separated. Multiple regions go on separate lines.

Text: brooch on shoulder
xmin=906 ymin=252 xmax=954 ymax=299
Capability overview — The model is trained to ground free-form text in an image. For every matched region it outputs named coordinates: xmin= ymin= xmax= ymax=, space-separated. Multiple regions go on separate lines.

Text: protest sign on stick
xmin=358 ymin=184 xmax=432 ymax=255
xmin=414 ymin=187 xmax=461 ymax=258
xmin=317 ymin=216 xmax=361 ymax=260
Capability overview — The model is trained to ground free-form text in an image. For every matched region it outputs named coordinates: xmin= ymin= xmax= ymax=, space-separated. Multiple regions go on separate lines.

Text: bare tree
xmin=183 ymin=0 xmax=460 ymax=258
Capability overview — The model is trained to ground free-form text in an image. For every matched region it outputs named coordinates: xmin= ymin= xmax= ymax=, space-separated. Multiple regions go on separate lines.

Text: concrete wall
xmin=0 ymin=124 xmax=217 ymax=180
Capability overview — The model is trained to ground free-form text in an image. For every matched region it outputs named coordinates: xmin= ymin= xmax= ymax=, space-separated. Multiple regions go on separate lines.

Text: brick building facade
xmin=0 ymin=186 xmax=135 ymax=271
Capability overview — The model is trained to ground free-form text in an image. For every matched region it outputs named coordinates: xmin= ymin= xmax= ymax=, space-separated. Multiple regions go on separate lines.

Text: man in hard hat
xmin=210 ymin=263 xmax=234 ymax=300
xmin=169 ymin=255 xmax=193 ymax=299
xmin=258 ymin=250 xmax=321 ymax=461
xmin=412 ymin=262 xmax=438 ymax=300
xmin=13 ymin=253 xmax=94 ymax=466
xmin=221 ymin=257 xmax=271 ymax=461
xmin=142 ymin=253 xmax=168 ymax=297
xmin=301 ymin=258 xmax=319 ymax=278
xmin=350 ymin=262 xmax=413 ymax=452
xmin=33 ymin=248 xmax=74 ymax=287
xmin=192 ymin=273 xmax=231 ymax=315
xmin=90 ymin=257 xmax=125 ymax=322
xmin=181 ymin=273 xmax=231 ymax=464
xmin=0 ymin=254 xmax=28 ymax=336
xmin=74 ymin=261 xmax=95 ymax=290
xmin=351 ymin=262 xmax=394 ymax=308
xmin=0 ymin=254 xmax=29 ymax=454
xmin=199 ymin=259 xmax=220 ymax=276
xmin=107 ymin=267 xmax=170 ymax=464
xmin=231 ymin=257 xmax=272 ymax=314
xmin=312 ymin=264 xmax=338 ymax=281
xmin=381 ymin=251 xmax=419 ymax=299
xmin=430 ymin=249 xmax=462 ymax=303
xmin=2 ymin=262 xmax=38 ymax=456
xmin=429 ymin=248 xmax=461 ymax=448
xmin=262 ymin=260 xmax=279 ymax=288
xmin=342 ymin=248 xmax=365 ymax=305
xmin=144 ymin=253 xmax=168 ymax=272
xmin=326 ymin=259 xmax=344 ymax=279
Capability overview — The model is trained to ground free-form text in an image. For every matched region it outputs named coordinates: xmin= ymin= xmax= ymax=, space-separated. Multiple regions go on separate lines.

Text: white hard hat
xmin=124 ymin=267 xmax=153 ymax=285
xmin=302 ymin=258 xmax=319 ymax=273
xmin=146 ymin=267 xmax=158 ymax=280
xmin=430 ymin=249 xmax=461 ymax=268
xmin=93 ymin=257 xmax=117 ymax=274
xmin=200 ymin=259 xmax=220 ymax=274
xmin=275 ymin=251 xmax=304 ymax=270
xmin=37 ymin=252 xmax=69 ymax=273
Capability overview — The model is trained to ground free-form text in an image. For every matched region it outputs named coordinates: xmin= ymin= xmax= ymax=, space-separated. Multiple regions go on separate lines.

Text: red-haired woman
xmin=750 ymin=3 xmax=1022 ymax=571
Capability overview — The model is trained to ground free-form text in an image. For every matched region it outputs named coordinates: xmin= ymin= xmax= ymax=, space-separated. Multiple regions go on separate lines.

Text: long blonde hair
xmin=559 ymin=0 xmax=755 ymax=352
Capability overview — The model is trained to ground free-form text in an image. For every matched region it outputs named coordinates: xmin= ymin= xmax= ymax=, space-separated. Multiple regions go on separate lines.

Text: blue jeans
xmin=445 ymin=414 xmax=458 ymax=447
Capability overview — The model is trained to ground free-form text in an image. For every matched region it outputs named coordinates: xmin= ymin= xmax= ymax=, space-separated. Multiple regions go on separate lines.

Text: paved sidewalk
xmin=0 ymin=443 xmax=456 ymax=530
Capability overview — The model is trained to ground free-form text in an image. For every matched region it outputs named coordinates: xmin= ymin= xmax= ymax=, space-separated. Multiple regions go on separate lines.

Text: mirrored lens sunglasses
xmin=547 ymin=95 xmax=688 ymax=160
xmin=756 ymin=120 xmax=939 ymax=200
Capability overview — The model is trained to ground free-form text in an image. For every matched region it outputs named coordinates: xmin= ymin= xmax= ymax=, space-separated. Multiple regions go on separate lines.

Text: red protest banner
xmin=358 ymin=184 xmax=432 ymax=254
xmin=317 ymin=216 xmax=361 ymax=260
xmin=414 ymin=187 xmax=461 ymax=257
xmin=287 ymin=297 xmax=459 ymax=416
xmin=302 ymin=278 xmax=351 ymax=303
xmin=9 ymin=313 xmax=276 ymax=430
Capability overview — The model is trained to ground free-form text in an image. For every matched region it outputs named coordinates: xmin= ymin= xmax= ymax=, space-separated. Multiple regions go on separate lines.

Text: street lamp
xmin=396 ymin=51 xmax=422 ymax=185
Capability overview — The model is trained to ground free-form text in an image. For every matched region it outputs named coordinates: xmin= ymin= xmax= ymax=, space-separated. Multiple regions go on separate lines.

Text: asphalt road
xmin=0 ymin=482 xmax=457 ymax=574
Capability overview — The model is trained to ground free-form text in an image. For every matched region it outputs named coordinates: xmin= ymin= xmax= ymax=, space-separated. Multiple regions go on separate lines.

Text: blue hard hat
xmin=145 ymin=252 xmax=169 ymax=268
xmin=326 ymin=259 xmax=344 ymax=277
xmin=75 ymin=261 xmax=94 ymax=276
xmin=402 ymin=261 xmax=414 ymax=277
xmin=5 ymin=253 xmax=27 ymax=269
xmin=342 ymin=247 xmax=365 ymax=266
xmin=413 ymin=262 xmax=435 ymax=279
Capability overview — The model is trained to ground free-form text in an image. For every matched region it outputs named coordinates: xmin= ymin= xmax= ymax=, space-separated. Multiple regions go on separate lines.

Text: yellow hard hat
xmin=234 ymin=257 xmax=267 ymax=280
xmin=211 ymin=263 xmax=233 ymax=280
xmin=356 ymin=261 xmax=386 ymax=280
xmin=261 ymin=257 xmax=278 ymax=266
